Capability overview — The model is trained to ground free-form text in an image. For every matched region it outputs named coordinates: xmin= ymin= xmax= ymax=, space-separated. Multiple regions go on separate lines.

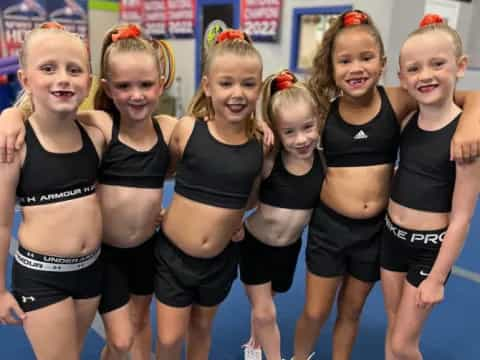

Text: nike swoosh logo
xmin=420 ymin=270 xmax=430 ymax=277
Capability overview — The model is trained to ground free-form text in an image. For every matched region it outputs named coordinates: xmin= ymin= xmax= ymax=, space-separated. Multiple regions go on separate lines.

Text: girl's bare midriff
xmin=246 ymin=204 xmax=312 ymax=247
xmin=321 ymin=163 xmax=393 ymax=219
xmin=388 ymin=199 xmax=449 ymax=230
xmin=162 ymin=193 xmax=244 ymax=258
xmin=98 ymin=184 xmax=163 ymax=248
xmin=17 ymin=194 xmax=102 ymax=257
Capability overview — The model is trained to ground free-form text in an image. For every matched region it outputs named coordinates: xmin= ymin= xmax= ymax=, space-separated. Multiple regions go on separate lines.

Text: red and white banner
xmin=240 ymin=0 xmax=282 ymax=42
xmin=120 ymin=0 xmax=195 ymax=39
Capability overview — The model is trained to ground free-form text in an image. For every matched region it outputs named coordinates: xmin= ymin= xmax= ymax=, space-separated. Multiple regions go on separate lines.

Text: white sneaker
xmin=290 ymin=352 xmax=316 ymax=360
xmin=244 ymin=345 xmax=262 ymax=360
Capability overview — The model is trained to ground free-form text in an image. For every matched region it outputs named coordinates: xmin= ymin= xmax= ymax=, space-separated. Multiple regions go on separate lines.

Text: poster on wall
xmin=119 ymin=0 xmax=144 ymax=24
xmin=46 ymin=0 xmax=88 ymax=39
xmin=120 ymin=0 xmax=195 ymax=39
xmin=1 ymin=0 xmax=47 ymax=56
xmin=240 ymin=0 xmax=282 ymax=42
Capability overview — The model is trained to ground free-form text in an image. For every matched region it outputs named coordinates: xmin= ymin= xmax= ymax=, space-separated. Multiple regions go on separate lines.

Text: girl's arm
xmin=166 ymin=116 xmax=195 ymax=177
xmin=155 ymin=114 xmax=178 ymax=179
xmin=387 ymin=87 xmax=480 ymax=163
xmin=76 ymin=110 xmax=113 ymax=145
xmin=0 ymin=107 xmax=27 ymax=163
xmin=0 ymin=153 xmax=26 ymax=324
xmin=417 ymin=158 xmax=480 ymax=307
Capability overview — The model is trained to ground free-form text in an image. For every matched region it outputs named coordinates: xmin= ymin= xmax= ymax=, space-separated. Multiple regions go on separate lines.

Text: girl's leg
xmin=332 ymin=275 xmax=374 ymax=360
xmin=294 ymin=271 xmax=341 ymax=360
xmin=156 ymin=299 xmax=190 ymax=360
xmin=381 ymin=268 xmax=407 ymax=360
xmin=185 ymin=304 xmax=220 ymax=360
xmin=245 ymin=283 xmax=281 ymax=360
xmin=390 ymin=281 xmax=432 ymax=360
xmin=101 ymin=303 xmax=135 ymax=360
xmin=74 ymin=296 xmax=101 ymax=353
xmin=130 ymin=294 xmax=153 ymax=360
xmin=23 ymin=298 xmax=80 ymax=360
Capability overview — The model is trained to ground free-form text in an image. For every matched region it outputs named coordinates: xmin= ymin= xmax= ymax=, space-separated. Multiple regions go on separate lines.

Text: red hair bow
xmin=273 ymin=71 xmax=295 ymax=92
xmin=419 ymin=14 xmax=444 ymax=28
xmin=215 ymin=30 xmax=246 ymax=44
xmin=343 ymin=11 xmax=368 ymax=26
xmin=112 ymin=24 xmax=141 ymax=42
xmin=39 ymin=22 xmax=65 ymax=30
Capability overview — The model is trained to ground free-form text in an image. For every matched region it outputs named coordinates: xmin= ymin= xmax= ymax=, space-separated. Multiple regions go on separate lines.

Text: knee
xmin=390 ymin=333 xmax=417 ymax=360
xmin=157 ymin=332 xmax=183 ymax=351
xmin=107 ymin=333 xmax=134 ymax=354
xmin=189 ymin=316 xmax=213 ymax=336
xmin=336 ymin=304 xmax=363 ymax=323
xmin=302 ymin=306 xmax=330 ymax=325
xmin=252 ymin=304 xmax=277 ymax=328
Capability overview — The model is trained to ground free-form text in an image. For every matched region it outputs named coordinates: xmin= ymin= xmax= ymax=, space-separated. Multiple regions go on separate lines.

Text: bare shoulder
xmin=172 ymin=115 xmax=196 ymax=142
xmin=154 ymin=114 xmax=178 ymax=144
xmin=262 ymin=147 xmax=277 ymax=179
xmin=385 ymin=86 xmax=417 ymax=122
xmin=77 ymin=110 xmax=113 ymax=143
xmin=79 ymin=122 xmax=106 ymax=159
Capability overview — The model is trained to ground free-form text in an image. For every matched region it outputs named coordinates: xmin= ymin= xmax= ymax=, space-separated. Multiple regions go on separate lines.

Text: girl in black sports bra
xmin=0 ymin=23 xmax=107 ymax=359
xmin=239 ymin=70 xmax=325 ymax=360
xmin=381 ymin=15 xmax=480 ymax=360
xmin=153 ymin=29 xmax=263 ymax=360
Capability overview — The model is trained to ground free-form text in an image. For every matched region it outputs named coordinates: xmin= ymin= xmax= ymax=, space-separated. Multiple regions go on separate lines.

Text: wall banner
xmin=120 ymin=0 xmax=195 ymax=39
xmin=240 ymin=0 xmax=282 ymax=42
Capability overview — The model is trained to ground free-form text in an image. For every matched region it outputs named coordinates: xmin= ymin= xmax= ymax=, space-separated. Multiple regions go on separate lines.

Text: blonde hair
xmin=187 ymin=30 xmax=262 ymax=138
xmin=94 ymin=24 xmax=175 ymax=119
xmin=260 ymin=70 xmax=323 ymax=148
xmin=402 ymin=21 xmax=463 ymax=61
xmin=15 ymin=24 xmax=89 ymax=117
xmin=309 ymin=10 xmax=384 ymax=116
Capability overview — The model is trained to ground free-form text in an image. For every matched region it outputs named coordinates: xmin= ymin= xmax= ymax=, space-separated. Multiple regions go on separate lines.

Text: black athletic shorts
xmin=306 ymin=201 xmax=384 ymax=282
xmin=154 ymin=229 xmax=238 ymax=308
xmin=12 ymin=245 xmax=102 ymax=312
xmin=380 ymin=213 xmax=448 ymax=287
xmin=239 ymin=226 xmax=301 ymax=293
xmin=98 ymin=234 xmax=155 ymax=314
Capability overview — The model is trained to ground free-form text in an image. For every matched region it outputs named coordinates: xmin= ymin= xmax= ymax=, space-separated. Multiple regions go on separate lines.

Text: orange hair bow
xmin=419 ymin=14 xmax=444 ymax=28
xmin=215 ymin=29 xmax=246 ymax=44
xmin=343 ymin=10 xmax=368 ymax=26
xmin=39 ymin=22 xmax=65 ymax=30
xmin=273 ymin=70 xmax=296 ymax=93
xmin=112 ymin=24 xmax=141 ymax=42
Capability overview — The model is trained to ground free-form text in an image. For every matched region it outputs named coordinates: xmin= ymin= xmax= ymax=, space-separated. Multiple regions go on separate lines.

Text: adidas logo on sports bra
xmin=353 ymin=130 xmax=368 ymax=140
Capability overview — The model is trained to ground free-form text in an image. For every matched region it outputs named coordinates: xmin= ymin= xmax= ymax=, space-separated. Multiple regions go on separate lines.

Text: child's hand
xmin=154 ymin=208 xmax=166 ymax=227
xmin=231 ymin=226 xmax=245 ymax=242
xmin=416 ymin=277 xmax=444 ymax=308
xmin=258 ymin=121 xmax=274 ymax=151
xmin=0 ymin=291 xmax=26 ymax=325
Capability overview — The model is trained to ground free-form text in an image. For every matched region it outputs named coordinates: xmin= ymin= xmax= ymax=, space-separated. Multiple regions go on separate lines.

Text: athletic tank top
xmin=17 ymin=120 xmax=98 ymax=206
xmin=259 ymin=150 xmax=324 ymax=209
xmin=175 ymin=119 xmax=263 ymax=209
xmin=99 ymin=116 xmax=169 ymax=188
xmin=391 ymin=112 xmax=459 ymax=212
xmin=323 ymin=86 xmax=400 ymax=167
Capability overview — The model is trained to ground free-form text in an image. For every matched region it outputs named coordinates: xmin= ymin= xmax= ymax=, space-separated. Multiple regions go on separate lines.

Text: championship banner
xmin=240 ymin=0 xmax=282 ymax=42
xmin=164 ymin=0 xmax=194 ymax=38
xmin=46 ymin=0 xmax=89 ymax=40
xmin=1 ymin=0 xmax=48 ymax=56
xmin=119 ymin=0 xmax=144 ymax=24
xmin=120 ymin=0 xmax=194 ymax=39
